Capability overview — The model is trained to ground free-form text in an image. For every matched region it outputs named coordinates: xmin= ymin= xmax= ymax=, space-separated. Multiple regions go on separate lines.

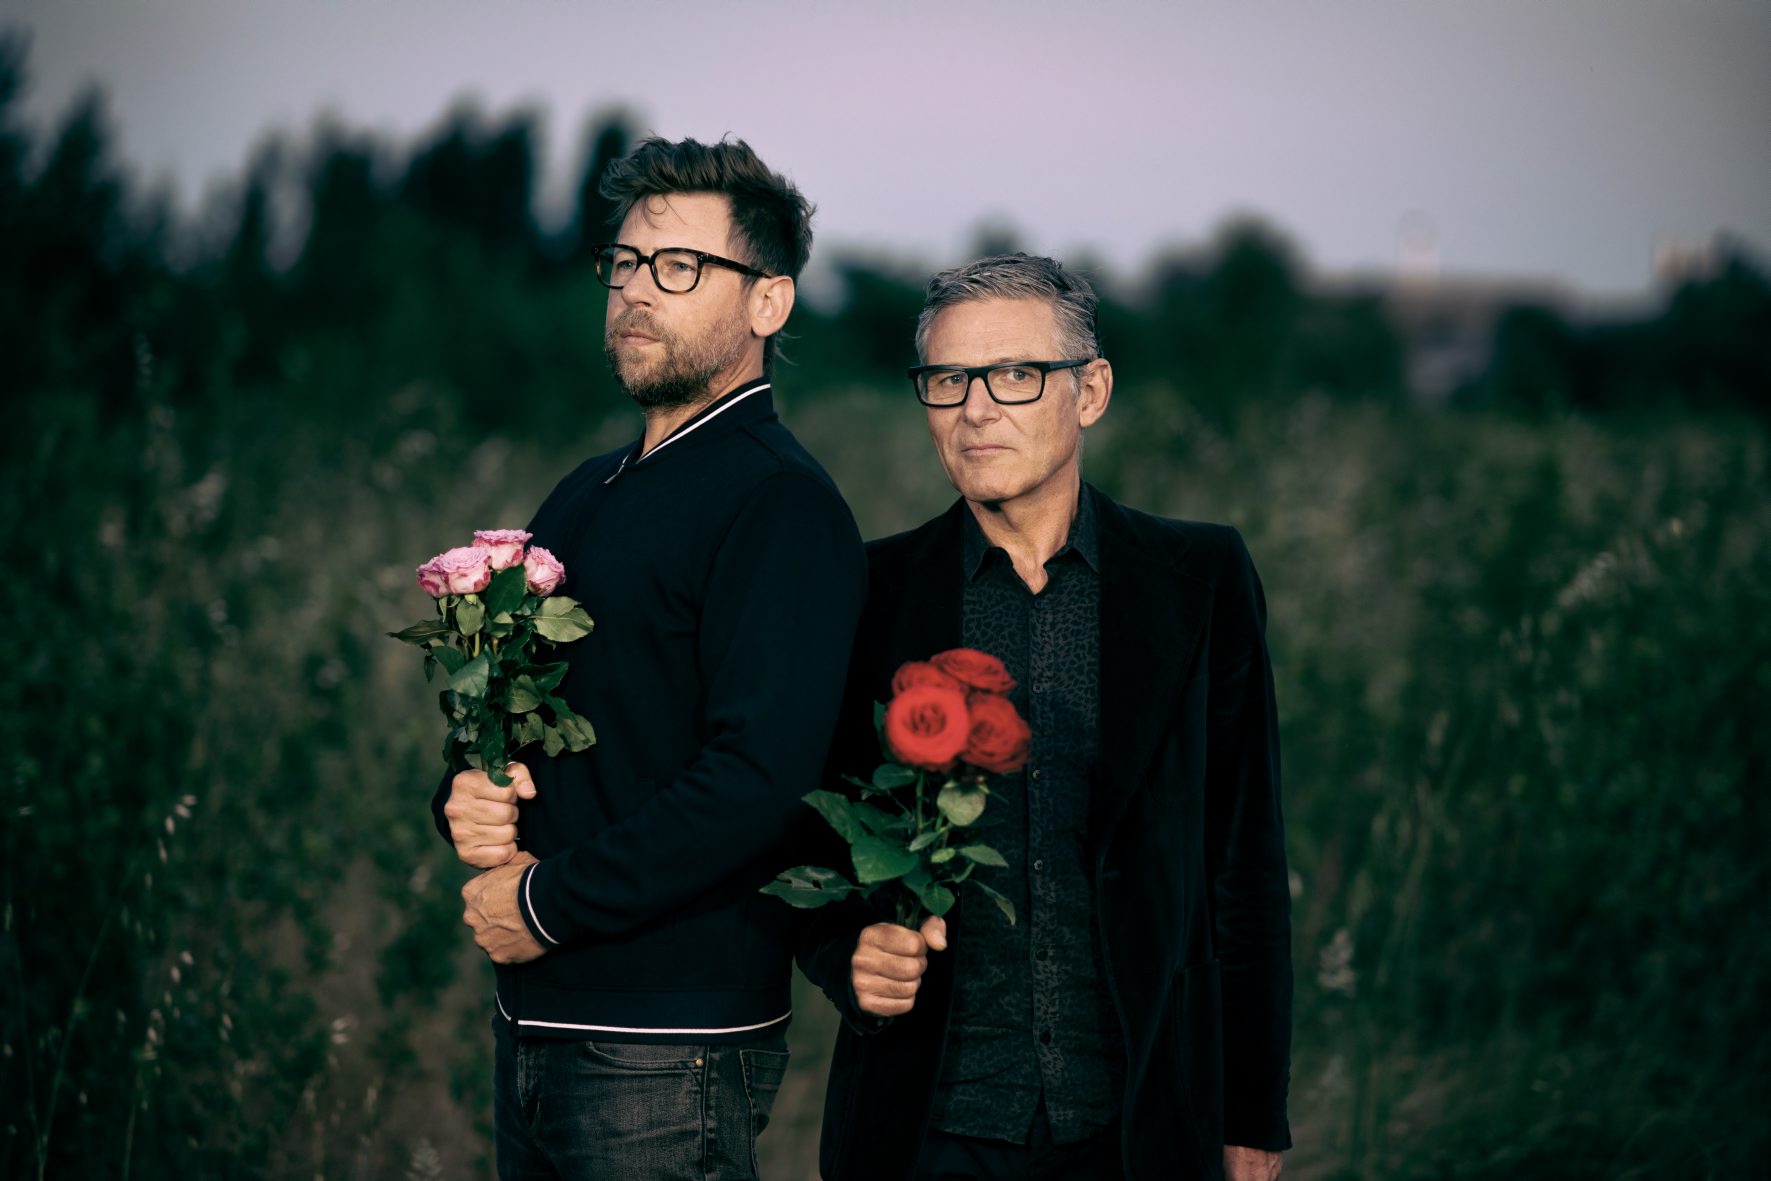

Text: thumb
xmin=510 ymin=762 xmax=538 ymax=800
xmin=921 ymin=914 xmax=948 ymax=952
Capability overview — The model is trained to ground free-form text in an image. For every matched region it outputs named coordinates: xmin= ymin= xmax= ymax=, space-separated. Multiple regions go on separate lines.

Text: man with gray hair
xmin=800 ymin=254 xmax=1293 ymax=1179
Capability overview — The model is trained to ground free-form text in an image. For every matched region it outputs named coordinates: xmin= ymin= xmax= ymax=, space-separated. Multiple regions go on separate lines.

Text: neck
xmin=965 ymin=469 xmax=1083 ymax=593
xmin=639 ymin=363 xmax=765 ymax=455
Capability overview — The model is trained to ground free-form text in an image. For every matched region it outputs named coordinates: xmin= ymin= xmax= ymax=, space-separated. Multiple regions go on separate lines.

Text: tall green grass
xmin=5 ymin=372 xmax=1765 ymax=1178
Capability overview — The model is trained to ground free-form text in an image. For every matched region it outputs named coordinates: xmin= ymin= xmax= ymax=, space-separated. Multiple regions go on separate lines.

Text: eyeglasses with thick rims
xmin=590 ymin=243 xmax=773 ymax=294
xmin=907 ymin=359 xmax=1093 ymax=407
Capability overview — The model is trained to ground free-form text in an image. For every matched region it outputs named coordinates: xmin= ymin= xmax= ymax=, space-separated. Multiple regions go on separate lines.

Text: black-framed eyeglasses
xmin=907 ymin=359 xmax=1093 ymax=407
xmin=590 ymin=243 xmax=773 ymax=294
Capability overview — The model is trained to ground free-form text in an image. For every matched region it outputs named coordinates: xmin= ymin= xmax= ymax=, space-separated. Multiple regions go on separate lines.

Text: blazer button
xmin=1033 ymin=858 xmax=1045 ymax=872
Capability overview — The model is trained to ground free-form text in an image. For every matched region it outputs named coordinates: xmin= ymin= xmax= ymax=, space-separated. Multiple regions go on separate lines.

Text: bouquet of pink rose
xmin=389 ymin=529 xmax=596 ymax=784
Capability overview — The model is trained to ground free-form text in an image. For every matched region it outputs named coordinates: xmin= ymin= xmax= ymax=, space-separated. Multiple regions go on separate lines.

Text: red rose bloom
xmin=931 ymin=647 xmax=1016 ymax=694
xmin=891 ymin=660 xmax=967 ymax=698
xmin=962 ymin=691 xmax=1032 ymax=774
xmin=883 ymin=683 xmax=972 ymax=771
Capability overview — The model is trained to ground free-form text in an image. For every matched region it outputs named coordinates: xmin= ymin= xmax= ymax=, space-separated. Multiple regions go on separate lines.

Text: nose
xmin=618 ymin=260 xmax=660 ymax=308
xmin=959 ymin=374 xmax=1001 ymax=425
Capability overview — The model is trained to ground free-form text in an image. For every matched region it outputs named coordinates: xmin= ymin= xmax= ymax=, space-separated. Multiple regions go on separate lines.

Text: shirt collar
xmin=606 ymin=377 xmax=772 ymax=483
xmin=962 ymin=486 xmax=1101 ymax=582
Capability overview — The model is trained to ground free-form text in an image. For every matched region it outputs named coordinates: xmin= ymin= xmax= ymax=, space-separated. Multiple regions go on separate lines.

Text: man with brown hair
xmin=801 ymin=254 xmax=1292 ymax=1180
xmin=432 ymin=136 xmax=866 ymax=1179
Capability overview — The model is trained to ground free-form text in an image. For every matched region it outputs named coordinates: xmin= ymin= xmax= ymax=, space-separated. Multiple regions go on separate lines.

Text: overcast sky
xmin=10 ymin=0 xmax=1770 ymax=295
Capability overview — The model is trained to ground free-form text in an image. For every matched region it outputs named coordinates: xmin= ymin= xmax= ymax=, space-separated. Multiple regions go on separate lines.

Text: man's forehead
xmin=621 ymin=192 xmax=735 ymax=250
xmin=925 ymin=298 xmax=1062 ymax=360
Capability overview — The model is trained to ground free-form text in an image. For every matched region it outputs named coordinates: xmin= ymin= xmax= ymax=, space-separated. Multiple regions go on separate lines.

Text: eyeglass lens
xmin=918 ymin=364 xmax=1046 ymax=405
xmin=596 ymin=247 xmax=704 ymax=293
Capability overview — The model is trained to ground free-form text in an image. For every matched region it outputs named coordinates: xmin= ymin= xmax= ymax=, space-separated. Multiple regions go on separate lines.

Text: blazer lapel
xmin=877 ymin=500 xmax=966 ymax=678
xmin=1092 ymin=486 xmax=1212 ymax=846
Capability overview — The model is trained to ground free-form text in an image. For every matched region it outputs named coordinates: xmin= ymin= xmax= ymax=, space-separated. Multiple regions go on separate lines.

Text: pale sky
xmin=9 ymin=0 xmax=1770 ymax=295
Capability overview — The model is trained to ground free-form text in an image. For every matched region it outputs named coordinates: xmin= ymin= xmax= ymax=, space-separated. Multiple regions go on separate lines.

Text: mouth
xmin=618 ymin=331 xmax=659 ymax=346
xmin=960 ymin=444 xmax=1010 ymax=456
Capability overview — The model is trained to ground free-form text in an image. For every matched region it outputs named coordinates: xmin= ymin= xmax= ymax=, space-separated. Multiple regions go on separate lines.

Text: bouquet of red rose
xmin=389 ymin=529 xmax=596 ymax=785
xmin=763 ymin=648 xmax=1030 ymax=928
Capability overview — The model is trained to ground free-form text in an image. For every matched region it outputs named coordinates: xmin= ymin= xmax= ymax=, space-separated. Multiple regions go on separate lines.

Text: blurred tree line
xmin=5 ymin=28 xmax=1767 ymax=434
xmin=4 ymin=29 xmax=1768 ymax=1180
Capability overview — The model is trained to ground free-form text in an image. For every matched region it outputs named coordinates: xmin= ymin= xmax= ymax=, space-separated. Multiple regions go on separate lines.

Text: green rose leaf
xmin=930 ymin=846 xmax=957 ymax=864
xmin=907 ymin=830 xmax=940 ymax=852
xmin=485 ymin=564 xmax=528 ymax=619
xmin=511 ymin=713 xmax=544 ymax=748
xmin=455 ymin=599 xmax=486 ymax=637
xmin=434 ymin=645 xmax=467 ymax=676
xmin=526 ymin=661 xmax=569 ymax=694
xmin=388 ymin=619 xmax=456 ymax=645
xmin=851 ymin=836 xmax=920 ymax=884
xmin=973 ymin=880 xmax=1016 ymax=926
xmin=957 ymin=844 xmax=1009 ymax=868
xmin=804 ymin=790 xmax=866 ymax=844
xmin=508 ymin=675 xmax=543 ymax=714
xmin=542 ymin=724 xmax=565 ymax=757
xmin=555 ymin=710 xmax=596 ymax=750
xmin=759 ymin=865 xmax=858 ymax=909
xmin=855 ymin=802 xmax=910 ymax=835
xmin=871 ymin=764 xmax=918 ymax=790
xmin=909 ymin=878 xmax=956 ymax=917
xmin=534 ymin=605 xmax=594 ymax=642
xmin=538 ymin=594 xmax=579 ymax=615
xmin=936 ymin=782 xmax=988 ymax=827
xmin=449 ymin=653 xmax=490 ymax=700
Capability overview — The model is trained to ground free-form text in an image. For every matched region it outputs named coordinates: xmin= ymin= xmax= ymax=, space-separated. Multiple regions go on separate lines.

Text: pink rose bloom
xmin=524 ymin=545 xmax=566 ymax=596
xmin=415 ymin=557 xmax=449 ymax=598
xmin=433 ymin=545 xmax=493 ymax=595
xmin=473 ymin=528 xmax=533 ymax=570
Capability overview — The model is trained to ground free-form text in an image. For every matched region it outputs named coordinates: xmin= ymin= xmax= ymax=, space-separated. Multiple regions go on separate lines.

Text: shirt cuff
xmin=516 ymin=860 xmax=564 ymax=948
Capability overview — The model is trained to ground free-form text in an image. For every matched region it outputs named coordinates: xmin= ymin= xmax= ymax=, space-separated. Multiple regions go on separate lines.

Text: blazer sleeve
xmin=1204 ymin=527 xmax=1294 ymax=1150
xmin=795 ymin=584 xmax=900 ymax=1035
xmin=514 ymin=471 xmax=868 ymax=944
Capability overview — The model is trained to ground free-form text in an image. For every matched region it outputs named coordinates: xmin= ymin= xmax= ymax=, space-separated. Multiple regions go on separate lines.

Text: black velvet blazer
xmin=799 ymin=486 xmax=1293 ymax=1181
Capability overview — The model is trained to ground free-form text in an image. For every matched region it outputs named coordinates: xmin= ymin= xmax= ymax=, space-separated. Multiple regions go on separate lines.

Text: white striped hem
xmin=522 ymin=863 xmax=560 ymax=945
xmin=514 ymin=1010 xmax=792 ymax=1036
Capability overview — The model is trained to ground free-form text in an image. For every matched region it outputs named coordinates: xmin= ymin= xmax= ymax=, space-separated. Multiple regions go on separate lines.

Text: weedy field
xmin=6 ymin=380 xmax=1766 ymax=1179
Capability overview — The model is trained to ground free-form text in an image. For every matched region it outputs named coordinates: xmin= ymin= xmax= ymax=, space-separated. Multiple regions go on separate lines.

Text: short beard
xmin=604 ymin=308 xmax=750 ymax=410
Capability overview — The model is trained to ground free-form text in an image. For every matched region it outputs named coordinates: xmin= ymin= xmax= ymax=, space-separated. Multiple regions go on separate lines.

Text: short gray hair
xmin=914 ymin=253 xmax=1101 ymax=362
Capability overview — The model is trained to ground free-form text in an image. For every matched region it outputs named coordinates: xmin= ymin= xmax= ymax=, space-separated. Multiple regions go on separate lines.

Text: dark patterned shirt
xmin=930 ymin=490 xmax=1124 ymax=1145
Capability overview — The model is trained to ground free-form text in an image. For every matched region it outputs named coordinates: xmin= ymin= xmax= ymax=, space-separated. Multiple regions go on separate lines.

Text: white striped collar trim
xmin=513 ymin=1011 xmax=791 ymax=1036
xmin=637 ymin=380 xmax=770 ymax=464
xmin=603 ymin=381 xmax=770 ymax=485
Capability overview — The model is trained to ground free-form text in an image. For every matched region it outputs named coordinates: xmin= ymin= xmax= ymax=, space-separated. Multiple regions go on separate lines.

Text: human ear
xmin=749 ymin=275 xmax=796 ymax=340
xmin=1078 ymin=358 xmax=1113 ymax=428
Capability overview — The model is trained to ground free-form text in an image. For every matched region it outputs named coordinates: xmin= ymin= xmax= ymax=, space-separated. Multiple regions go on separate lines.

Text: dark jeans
xmin=914 ymin=1098 xmax=1122 ymax=1181
xmin=493 ymin=1022 xmax=790 ymax=1180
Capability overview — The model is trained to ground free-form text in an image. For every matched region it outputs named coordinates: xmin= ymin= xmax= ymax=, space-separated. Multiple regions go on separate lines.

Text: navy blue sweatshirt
xmin=430 ymin=378 xmax=866 ymax=1042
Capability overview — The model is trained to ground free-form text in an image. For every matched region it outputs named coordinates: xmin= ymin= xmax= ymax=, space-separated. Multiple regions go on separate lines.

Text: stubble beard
xmin=604 ymin=308 xmax=751 ymax=410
